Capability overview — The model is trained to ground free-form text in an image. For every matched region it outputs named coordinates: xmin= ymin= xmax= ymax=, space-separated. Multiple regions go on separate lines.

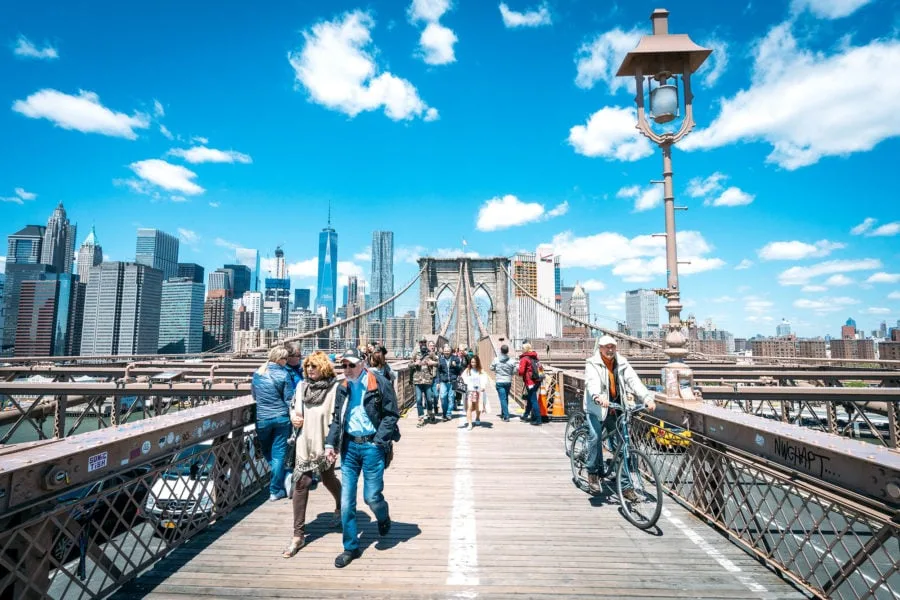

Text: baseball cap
xmin=598 ymin=335 xmax=618 ymax=347
xmin=340 ymin=347 xmax=363 ymax=365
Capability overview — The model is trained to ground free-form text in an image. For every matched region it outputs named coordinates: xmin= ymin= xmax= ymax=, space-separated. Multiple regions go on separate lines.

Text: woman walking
xmin=283 ymin=351 xmax=342 ymax=557
xmin=368 ymin=345 xmax=395 ymax=383
xmin=251 ymin=347 xmax=295 ymax=501
xmin=462 ymin=355 xmax=489 ymax=430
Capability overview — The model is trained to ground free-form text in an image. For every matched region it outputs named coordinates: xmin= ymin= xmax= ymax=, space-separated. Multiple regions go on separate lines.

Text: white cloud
xmin=209 ymin=201 xmax=220 ymax=208
xmin=866 ymin=272 xmax=900 ymax=284
xmin=550 ymin=229 xmax=724 ymax=282
xmin=850 ymin=217 xmax=876 ymax=235
xmin=338 ymin=261 xmax=365 ymax=280
xmin=417 ymin=22 xmax=457 ymax=65
xmin=686 ymin=173 xmax=727 ymax=198
xmin=616 ymin=184 xmax=662 ymax=212
xmin=794 ymin=296 xmax=859 ymax=314
xmin=706 ymin=187 xmax=754 ymax=207
xmin=215 ymin=238 xmax=240 ymax=250
xmin=476 ymin=194 xmax=568 ymax=231
xmin=778 ymin=258 xmax=881 ymax=285
xmin=287 ymin=11 xmax=437 ymax=121
xmin=153 ymin=99 xmax=165 ymax=117
xmin=12 ymin=89 xmax=150 ymax=139
xmin=568 ymin=107 xmax=653 ymax=161
xmin=13 ymin=36 xmax=58 ymax=60
xmin=868 ymin=222 xmax=900 ymax=237
xmin=2 ymin=187 xmax=39 ymax=204
xmin=887 ymin=291 xmax=900 ymax=300
xmin=262 ymin=257 xmax=318 ymax=279
xmin=758 ymin=239 xmax=845 ymax=260
xmin=745 ymin=297 xmax=774 ymax=314
xmin=824 ymin=274 xmax=854 ymax=286
xmin=735 ymin=259 xmax=753 ymax=270
xmin=128 ymin=159 xmax=204 ymax=195
xmin=712 ymin=296 xmax=736 ymax=303
xmin=681 ymin=23 xmax=900 ymax=169
xmin=396 ymin=245 xmax=427 ymax=264
xmin=408 ymin=0 xmax=451 ymax=22
xmin=159 ymin=124 xmax=174 ymax=140
xmin=168 ymin=146 xmax=252 ymax=164
xmin=862 ymin=307 xmax=891 ymax=315
xmin=191 ymin=136 xmax=209 ymax=145
xmin=581 ymin=279 xmax=605 ymax=291
xmin=354 ymin=247 xmax=372 ymax=261
xmin=499 ymin=2 xmax=551 ymax=28
xmin=170 ymin=195 xmax=187 ymax=203
xmin=696 ymin=38 xmax=728 ymax=88
xmin=178 ymin=228 xmax=200 ymax=248
xmin=802 ymin=285 xmax=828 ymax=292
xmin=574 ymin=28 xmax=641 ymax=91
xmin=791 ymin=0 xmax=874 ymax=19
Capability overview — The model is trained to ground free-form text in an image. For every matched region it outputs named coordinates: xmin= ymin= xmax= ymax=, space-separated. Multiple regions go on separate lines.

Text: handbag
xmin=455 ymin=373 xmax=467 ymax=394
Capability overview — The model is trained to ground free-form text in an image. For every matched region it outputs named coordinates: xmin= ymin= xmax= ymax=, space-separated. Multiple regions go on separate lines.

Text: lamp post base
xmin=662 ymin=362 xmax=696 ymax=402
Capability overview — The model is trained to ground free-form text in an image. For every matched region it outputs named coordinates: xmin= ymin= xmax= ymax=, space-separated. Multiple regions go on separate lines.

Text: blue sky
xmin=1 ymin=0 xmax=898 ymax=338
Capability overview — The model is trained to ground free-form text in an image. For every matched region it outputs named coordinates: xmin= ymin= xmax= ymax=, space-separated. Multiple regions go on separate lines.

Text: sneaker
xmin=417 ymin=417 xmax=426 ymax=428
xmin=622 ymin=489 xmax=639 ymax=502
xmin=334 ymin=549 xmax=361 ymax=568
xmin=268 ymin=490 xmax=287 ymax=502
xmin=467 ymin=423 xmax=473 ymax=431
xmin=442 ymin=415 xmax=450 ymax=422
xmin=587 ymin=474 xmax=601 ymax=493
xmin=377 ymin=517 xmax=392 ymax=536
xmin=474 ymin=419 xmax=481 ymax=426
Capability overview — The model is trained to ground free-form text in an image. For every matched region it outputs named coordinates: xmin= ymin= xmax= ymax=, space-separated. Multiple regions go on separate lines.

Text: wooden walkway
xmin=117 ymin=393 xmax=808 ymax=600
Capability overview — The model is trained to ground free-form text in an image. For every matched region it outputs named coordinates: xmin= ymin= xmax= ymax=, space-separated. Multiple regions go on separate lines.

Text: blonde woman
xmin=283 ymin=351 xmax=342 ymax=557
xmin=462 ymin=355 xmax=489 ymax=430
xmin=251 ymin=346 xmax=295 ymax=501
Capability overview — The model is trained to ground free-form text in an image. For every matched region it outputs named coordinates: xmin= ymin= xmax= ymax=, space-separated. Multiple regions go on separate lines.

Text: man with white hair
xmin=583 ymin=335 xmax=656 ymax=496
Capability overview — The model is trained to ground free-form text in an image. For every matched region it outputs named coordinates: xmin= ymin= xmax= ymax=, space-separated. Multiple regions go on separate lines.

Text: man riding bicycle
xmin=583 ymin=335 xmax=656 ymax=496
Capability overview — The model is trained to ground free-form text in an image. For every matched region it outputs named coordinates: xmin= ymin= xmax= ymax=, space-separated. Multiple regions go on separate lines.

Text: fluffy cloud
xmin=758 ymin=239 xmax=845 ymax=260
xmin=745 ymin=297 xmax=774 ymax=315
xmin=262 ymin=257 xmax=318 ymax=279
xmin=0 ymin=187 xmax=38 ymax=205
xmin=616 ymin=184 xmax=662 ymax=212
xmin=127 ymin=159 xmax=204 ymax=195
xmin=476 ymin=194 xmax=568 ymax=231
xmin=581 ymin=279 xmax=606 ymax=291
xmin=159 ymin=125 xmax=174 ymax=140
xmin=178 ymin=228 xmax=200 ymax=248
xmin=888 ymin=291 xmax=900 ymax=300
xmin=499 ymin=2 xmax=551 ymax=28
xmin=549 ymin=230 xmax=724 ymax=282
xmin=850 ymin=218 xmax=900 ymax=237
xmin=684 ymin=172 xmax=754 ymax=207
xmin=287 ymin=11 xmax=438 ymax=121
xmin=574 ymin=28 xmax=641 ymax=91
xmin=395 ymin=245 xmax=479 ymax=265
xmin=168 ymin=146 xmax=252 ymax=164
xmin=13 ymin=36 xmax=58 ymax=60
xmin=13 ymin=89 xmax=150 ymax=139
xmin=696 ymin=38 xmax=728 ymax=88
xmin=408 ymin=0 xmax=451 ymax=22
xmin=681 ymin=23 xmax=900 ymax=169
xmin=354 ymin=247 xmax=372 ymax=261
xmin=153 ymin=100 xmax=165 ymax=118
xmin=686 ymin=173 xmax=727 ymax=198
xmin=824 ymin=274 xmax=854 ymax=286
xmin=209 ymin=201 xmax=220 ymax=208
xmin=791 ymin=0 xmax=874 ymax=19
xmin=568 ymin=107 xmax=653 ymax=161
xmin=794 ymin=296 xmax=859 ymax=314
xmin=862 ymin=307 xmax=891 ymax=315
xmin=866 ymin=272 xmax=900 ymax=284
xmin=708 ymin=187 xmax=754 ymax=207
xmin=408 ymin=0 xmax=457 ymax=65
xmin=850 ymin=217 xmax=876 ymax=235
xmin=802 ymin=285 xmax=828 ymax=292
xmin=778 ymin=258 xmax=881 ymax=285
xmin=735 ymin=259 xmax=753 ymax=270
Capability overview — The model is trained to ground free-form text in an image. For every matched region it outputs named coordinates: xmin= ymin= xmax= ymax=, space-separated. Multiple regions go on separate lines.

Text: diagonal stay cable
xmin=464 ymin=260 xmax=489 ymax=340
xmin=438 ymin=262 xmax=465 ymax=339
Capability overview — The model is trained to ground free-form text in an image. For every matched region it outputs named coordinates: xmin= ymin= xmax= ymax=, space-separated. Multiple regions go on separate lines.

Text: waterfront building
xmin=14 ymin=273 xmax=84 ymax=357
xmin=159 ymin=278 xmax=205 ymax=353
xmin=135 ymin=229 xmax=179 ymax=281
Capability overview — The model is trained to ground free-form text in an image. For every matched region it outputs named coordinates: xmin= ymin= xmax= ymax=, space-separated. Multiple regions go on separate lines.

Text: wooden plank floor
xmin=116 ymin=389 xmax=809 ymax=600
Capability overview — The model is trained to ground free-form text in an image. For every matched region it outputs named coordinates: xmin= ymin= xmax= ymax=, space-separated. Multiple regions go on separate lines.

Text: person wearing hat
xmin=411 ymin=337 xmax=438 ymax=427
xmin=324 ymin=347 xmax=399 ymax=568
xmin=583 ymin=335 xmax=656 ymax=496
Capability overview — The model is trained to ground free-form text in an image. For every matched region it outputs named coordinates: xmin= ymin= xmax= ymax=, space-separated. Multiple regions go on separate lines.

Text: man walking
xmin=412 ymin=338 xmax=438 ymax=427
xmin=284 ymin=342 xmax=303 ymax=388
xmin=437 ymin=344 xmax=462 ymax=420
xmin=490 ymin=344 xmax=515 ymax=421
xmin=517 ymin=343 xmax=542 ymax=426
xmin=325 ymin=348 xmax=399 ymax=568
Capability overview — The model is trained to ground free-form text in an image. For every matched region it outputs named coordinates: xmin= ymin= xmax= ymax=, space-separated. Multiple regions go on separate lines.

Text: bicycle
xmin=569 ymin=402 xmax=663 ymax=530
xmin=564 ymin=410 xmax=585 ymax=457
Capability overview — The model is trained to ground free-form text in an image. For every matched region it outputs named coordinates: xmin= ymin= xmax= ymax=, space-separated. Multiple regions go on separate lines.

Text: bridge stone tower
xmin=417 ymin=257 xmax=510 ymax=349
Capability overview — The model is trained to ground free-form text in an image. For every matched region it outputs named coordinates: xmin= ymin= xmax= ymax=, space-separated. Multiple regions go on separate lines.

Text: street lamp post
xmin=426 ymin=296 xmax=437 ymax=335
xmin=616 ymin=8 xmax=711 ymax=400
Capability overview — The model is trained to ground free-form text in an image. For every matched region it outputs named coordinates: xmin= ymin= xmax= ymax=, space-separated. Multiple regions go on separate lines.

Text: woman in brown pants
xmin=283 ymin=351 xmax=342 ymax=557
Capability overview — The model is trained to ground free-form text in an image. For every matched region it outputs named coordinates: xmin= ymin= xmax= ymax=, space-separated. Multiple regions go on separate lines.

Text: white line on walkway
xmin=447 ymin=424 xmax=479 ymax=588
xmin=662 ymin=508 xmax=770 ymax=596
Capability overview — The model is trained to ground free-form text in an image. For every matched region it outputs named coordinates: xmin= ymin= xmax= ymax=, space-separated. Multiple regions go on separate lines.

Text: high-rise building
xmin=385 ymin=311 xmax=417 ymax=357
xmin=41 ymin=203 xmax=77 ymax=274
xmin=76 ymin=226 xmax=102 ymax=284
xmin=14 ymin=273 xmax=84 ymax=357
xmin=294 ymin=288 xmax=311 ymax=311
xmin=241 ymin=291 xmax=264 ymax=331
xmin=222 ymin=264 xmax=251 ymax=297
xmin=135 ymin=229 xmax=179 ymax=280
xmin=7 ymin=225 xmax=44 ymax=265
xmin=208 ymin=269 xmax=231 ymax=292
xmin=370 ymin=231 xmax=394 ymax=324
xmin=80 ymin=262 xmax=163 ymax=356
xmin=158 ymin=278 xmax=205 ymax=354
xmin=0 ymin=274 xmax=5 ymax=341
xmin=510 ymin=245 xmax=561 ymax=345
xmin=316 ymin=208 xmax=338 ymax=319
xmin=625 ymin=289 xmax=661 ymax=338
xmin=568 ymin=283 xmax=589 ymax=322
xmin=177 ymin=263 xmax=205 ymax=284
xmin=203 ymin=288 xmax=234 ymax=351
xmin=3 ymin=225 xmax=50 ymax=354
xmin=776 ymin=319 xmax=792 ymax=337
xmin=841 ymin=317 xmax=857 ymax=340
xmin=265 ymin=278 xmax=291 ymax=328
xmin=274 ymin=246 xmax=287 ymax=278
xmin=235 ymin=249 xmax=260 ymax=293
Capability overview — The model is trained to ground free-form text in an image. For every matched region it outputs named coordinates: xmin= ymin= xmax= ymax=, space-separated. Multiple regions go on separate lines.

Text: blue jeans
xmin=586 ymin=410 xmax=631 ymax=488
xmin=414 ymin=383 xmax=433 ymax=417
xmin=340 ymin=440 xmax=390 ymax=552
xmin=522 ymin=385 xmax=541 ymax=424
xmin=439 ymin=382 xmax=454 ymax=417
xmin=256 ymin=415 xmax=291 ymax=497
xmin=495 ymin=382 xmax=511 ymax=419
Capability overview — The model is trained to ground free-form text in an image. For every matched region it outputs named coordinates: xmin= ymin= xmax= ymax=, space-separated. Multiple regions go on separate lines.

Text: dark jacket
xmin=325 ymin=368 xmax=400 ymax=452
xmin=437 ymin=354 xmax=463 ymax=383
xmin=518 ymin=351 xmax=540 ymax=388
xmin=285 ymin=364 xmax=304 ymax=388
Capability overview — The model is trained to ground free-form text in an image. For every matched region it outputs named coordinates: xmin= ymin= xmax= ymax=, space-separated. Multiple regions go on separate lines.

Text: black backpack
xmin=529 ymin=356 xmax=545 ymax=383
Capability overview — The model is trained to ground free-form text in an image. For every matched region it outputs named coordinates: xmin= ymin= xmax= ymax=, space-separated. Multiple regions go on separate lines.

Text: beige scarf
xmin=293 ymin=378 xmax=338 ymax=475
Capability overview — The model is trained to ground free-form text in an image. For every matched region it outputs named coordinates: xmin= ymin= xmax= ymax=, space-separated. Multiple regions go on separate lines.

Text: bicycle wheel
xmin=564 ymin=411 xmax=585 ymax=457
xmin=616 ymin=448 xmax=663 ymax=529
xmin=569 ymin=428 xmax=591 ymax=492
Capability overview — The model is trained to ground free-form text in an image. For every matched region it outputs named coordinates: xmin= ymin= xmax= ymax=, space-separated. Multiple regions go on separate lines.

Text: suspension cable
xmin=464 ymin=261 xmax=489 ymax=340
xmin=438 ymin=262 xmax=464 ymax=339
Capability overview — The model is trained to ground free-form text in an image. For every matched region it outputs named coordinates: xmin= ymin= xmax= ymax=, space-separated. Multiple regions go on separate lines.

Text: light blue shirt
xmin=346 ymin=367 xmax=377 ymax=437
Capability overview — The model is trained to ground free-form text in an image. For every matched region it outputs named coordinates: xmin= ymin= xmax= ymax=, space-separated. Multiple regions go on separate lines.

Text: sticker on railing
xmin=88 ymin=451 xmax=108 ymax=472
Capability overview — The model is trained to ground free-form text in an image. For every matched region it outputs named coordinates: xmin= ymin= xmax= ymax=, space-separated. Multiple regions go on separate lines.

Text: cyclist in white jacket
xmin=583 ymin=335 xmax=656 ymax=495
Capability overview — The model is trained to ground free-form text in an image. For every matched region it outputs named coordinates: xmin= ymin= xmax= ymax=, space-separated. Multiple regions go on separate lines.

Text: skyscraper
xmin=203 ymin=288 xmax=233 ymax=351
xmin=776 ymin=319 xmax=792 ymax=337
xmin=223 ymin=264 xmax=251 ymax=298
xmin=511 ymin=245 xmax=561 ymax=345
xmin=274 ymin=246 xmax=286 ymax=278
xmin=3 ymin=225 xmax=49 ymax=354
xmin=265 ymin=277 xmax=291 ymax=328
xmin=76 ymin=226 xmax=102 ymax=284
xmin=294 ymin=288 xmax=311 ymax=311
xmin=41 ymin=202 xmax=77 ymax=274
xmin=14 ymin=273 xmax=84 ymax=357
xmin=208 ymin=269 xmax=232 ymax=292
xmin=316 ymin=210 xmax=338 ymax=319
xmin=625 ymin=289 xmax=661 ymax=338
xmin=135 ymin=229 xmax=179 ymax=280
xmin=177 ymin=263 xmax=205 ymax=284
xmin=0 ymin=274 xmax=5 ymax=341
xmin=235 ymin=248 xmax=260 ymax=292
xmin=370 ymin=231 xmax=394 ymax=324
xmin=158 ymin=278 xmax=205 ymax=353
xmin=80 ymin=262 xmax=163 ymax=355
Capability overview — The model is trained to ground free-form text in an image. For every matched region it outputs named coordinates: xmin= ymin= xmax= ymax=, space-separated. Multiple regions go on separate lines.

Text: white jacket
xmin=583 ymin=353 xmax=652 ymax=419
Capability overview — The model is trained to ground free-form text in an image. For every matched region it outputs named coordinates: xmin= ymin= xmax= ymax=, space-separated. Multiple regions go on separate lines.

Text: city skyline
xmin=1 ymin=0 xmax=897 ymax=338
